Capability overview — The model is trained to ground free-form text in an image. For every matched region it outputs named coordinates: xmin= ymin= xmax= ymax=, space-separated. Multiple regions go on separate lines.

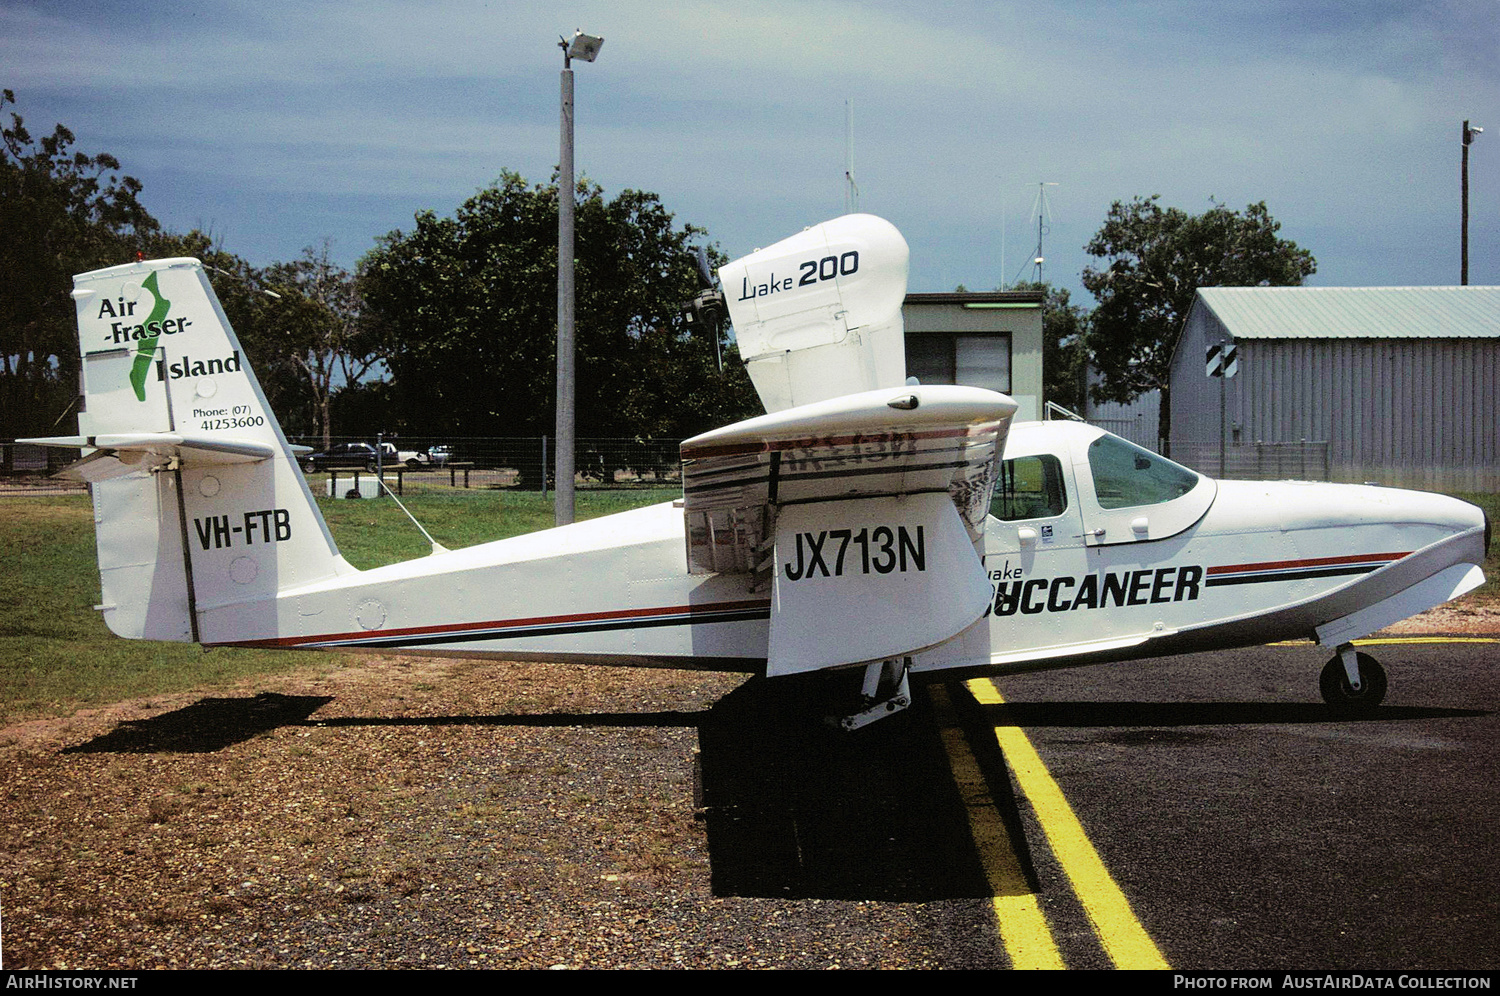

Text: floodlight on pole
xmin=555 ymin=30 xmax=603 ymax=526
xmin=566 ymin=30 xmax=603 ymax=64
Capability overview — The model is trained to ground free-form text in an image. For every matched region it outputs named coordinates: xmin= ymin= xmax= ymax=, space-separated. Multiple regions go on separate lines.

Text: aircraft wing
xmin=681 ymin=383 xmax=1017 ymax=674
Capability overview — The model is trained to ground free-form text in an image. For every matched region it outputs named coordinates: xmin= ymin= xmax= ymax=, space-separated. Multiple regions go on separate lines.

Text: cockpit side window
xmin=1087 ymin=435 xmax=1199 ymax=510
xmin=992 ymin=454 xmax=1067 ymax=521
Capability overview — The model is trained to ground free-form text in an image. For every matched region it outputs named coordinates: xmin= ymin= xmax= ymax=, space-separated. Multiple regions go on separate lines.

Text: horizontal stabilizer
xmin=21 ymin=432 xmax=277 ymax=480
xmin=766 ymin=492 xmax=991 ymax=676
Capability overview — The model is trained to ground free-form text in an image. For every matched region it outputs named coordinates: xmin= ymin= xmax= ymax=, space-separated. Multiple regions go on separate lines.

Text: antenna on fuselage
xmin=844 ymin=99 xmax=860 ymax=214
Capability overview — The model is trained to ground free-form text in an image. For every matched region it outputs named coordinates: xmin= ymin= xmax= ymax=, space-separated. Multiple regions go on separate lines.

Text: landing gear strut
xmin=1319 ymin=644 xmax=1387 ymax=715
xmin=831 ymin=657 xmax=912 ymax=731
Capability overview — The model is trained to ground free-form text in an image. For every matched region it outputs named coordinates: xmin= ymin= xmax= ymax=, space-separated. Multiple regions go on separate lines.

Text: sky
xmin=4 ymin=0 xmax=1497 ymax=305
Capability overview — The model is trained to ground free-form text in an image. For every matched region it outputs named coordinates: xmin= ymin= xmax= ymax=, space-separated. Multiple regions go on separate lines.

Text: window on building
xmin=906 ymin=333 xmax=1011 ymax=392
xmin=956 ymin=334 xmax=1010 ymax=393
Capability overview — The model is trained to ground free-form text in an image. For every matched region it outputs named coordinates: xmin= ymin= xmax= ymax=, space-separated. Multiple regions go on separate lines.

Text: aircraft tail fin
xmin=22 ymin=257 xmax=354 ymax=644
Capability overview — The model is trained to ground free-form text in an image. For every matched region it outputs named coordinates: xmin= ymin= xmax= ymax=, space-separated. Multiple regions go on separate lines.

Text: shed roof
xmin=1194 ymin=286 xmax=1500 ymax=339
xmin=904 ymin=291 xmax=1043 ymax=307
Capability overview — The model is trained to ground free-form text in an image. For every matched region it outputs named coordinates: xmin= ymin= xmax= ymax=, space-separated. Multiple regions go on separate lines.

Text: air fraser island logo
xmin=96 ymin=272 xmax=195 ymax=401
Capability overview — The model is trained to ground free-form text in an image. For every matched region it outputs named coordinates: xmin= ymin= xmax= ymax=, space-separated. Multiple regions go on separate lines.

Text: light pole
xmin=1463 ymin=119 xmax=1483 ymax=285
xmin=555 ymin=30 xmax=603 ymax=526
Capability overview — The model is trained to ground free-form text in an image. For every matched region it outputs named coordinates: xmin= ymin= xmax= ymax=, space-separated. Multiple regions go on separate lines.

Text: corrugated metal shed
xmin=1169 ymin=286 xmax=1500 ymax=490
xmin=1197 ymin=286 xmax=1500 ymax=339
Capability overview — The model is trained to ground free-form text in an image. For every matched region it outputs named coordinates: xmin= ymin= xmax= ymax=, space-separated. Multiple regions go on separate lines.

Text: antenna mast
xmin=1012 ymin=181 xmax=1058 ymax=286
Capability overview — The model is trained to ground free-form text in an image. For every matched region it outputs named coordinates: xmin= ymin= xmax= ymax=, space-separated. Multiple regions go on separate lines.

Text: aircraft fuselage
xmin=213 ymin=419 xmax=1485 ymax=687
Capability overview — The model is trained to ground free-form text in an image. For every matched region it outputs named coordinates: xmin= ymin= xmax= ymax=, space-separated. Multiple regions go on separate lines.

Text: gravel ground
xmin=1 ymin=655 xmax=997 ymax=970
xmin=3 ymin=606 xmax=1493 ymax=970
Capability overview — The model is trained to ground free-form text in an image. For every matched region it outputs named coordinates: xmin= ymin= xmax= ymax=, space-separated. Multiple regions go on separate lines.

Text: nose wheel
xmin=1320 ymin=646 xmax=1387 ymax=715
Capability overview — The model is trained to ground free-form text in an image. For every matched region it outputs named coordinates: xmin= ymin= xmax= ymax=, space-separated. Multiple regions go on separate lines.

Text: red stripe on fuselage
xmin=1206 ymin=551 xmax=1408 ymax=576
xmin=217 ymin=597 xmax=775 ymax=650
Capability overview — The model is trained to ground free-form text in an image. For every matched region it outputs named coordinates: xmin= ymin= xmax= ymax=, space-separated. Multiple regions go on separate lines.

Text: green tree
xmin=0 ymin=90 xmax=159 ymax=438
xmin=262 ymin=241 xmax=381 ymax=448
xmin=359 ymin=172 xmax=756 ymax=440
xmin=1081 ymin=196 xmax=1315 ymax=452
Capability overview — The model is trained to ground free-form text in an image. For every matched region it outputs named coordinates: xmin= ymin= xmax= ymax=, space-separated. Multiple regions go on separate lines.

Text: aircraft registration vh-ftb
xmin=21 ymin=215 xmax=1489 ymax=729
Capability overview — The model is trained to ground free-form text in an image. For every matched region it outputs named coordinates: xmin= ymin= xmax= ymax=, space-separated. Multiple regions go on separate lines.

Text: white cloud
xmin=2 ymin=0 xmax=1494 ymax=287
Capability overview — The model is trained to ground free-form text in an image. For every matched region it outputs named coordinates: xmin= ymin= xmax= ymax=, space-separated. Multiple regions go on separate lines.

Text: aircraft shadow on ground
xmin=306 ymin=710 xmax=708 ymax=729
xmin=978 ymin=701 xmax=1488 ymax=729
xmin=62 ymin=697 xmax=710 ymax=754
xmin=694 ymin=675 xmax=1007 ymax=902
xmin=62 ymin=692 xmax=334 ymax=754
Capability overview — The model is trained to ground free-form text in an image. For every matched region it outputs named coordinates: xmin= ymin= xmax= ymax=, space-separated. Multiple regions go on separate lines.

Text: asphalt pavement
xmin=957 ymin=640 xmax=1500 ymax=970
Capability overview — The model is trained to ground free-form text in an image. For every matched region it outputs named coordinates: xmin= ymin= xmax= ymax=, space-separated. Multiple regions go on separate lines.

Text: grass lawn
xmin=0 ymin=489 xmax=668 ymax=723
xmin=1452 ymin=492 xmax=1499 ymax=603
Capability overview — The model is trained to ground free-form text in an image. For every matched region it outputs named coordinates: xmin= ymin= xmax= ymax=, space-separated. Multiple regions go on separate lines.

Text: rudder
xmin=25 ymin=258 xmax=354 ymax=644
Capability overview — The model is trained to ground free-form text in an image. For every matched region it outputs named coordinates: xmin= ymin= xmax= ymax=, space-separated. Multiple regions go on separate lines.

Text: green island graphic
xmin=127 ymin=272 xmax=171 ymax=402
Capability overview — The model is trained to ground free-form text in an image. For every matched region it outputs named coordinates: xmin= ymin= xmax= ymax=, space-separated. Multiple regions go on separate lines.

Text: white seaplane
xmin=21 ymin=215 xmax=1489 ymax=728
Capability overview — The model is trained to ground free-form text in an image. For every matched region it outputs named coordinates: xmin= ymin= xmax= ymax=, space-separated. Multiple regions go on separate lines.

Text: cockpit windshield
xmin=1087 ymin=435 xmax=1200 ymax=510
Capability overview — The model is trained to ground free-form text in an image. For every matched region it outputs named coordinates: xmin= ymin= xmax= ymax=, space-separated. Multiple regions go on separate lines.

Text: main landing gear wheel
xmin=1319 ymin=648 xmax=1387 ymax=715
xmin=829 ymin=658 xmax=912 ymax=731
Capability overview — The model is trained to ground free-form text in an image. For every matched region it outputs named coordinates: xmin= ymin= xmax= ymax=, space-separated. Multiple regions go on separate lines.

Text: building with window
xmin=902 ymin=290 xmax=1044 ymax=421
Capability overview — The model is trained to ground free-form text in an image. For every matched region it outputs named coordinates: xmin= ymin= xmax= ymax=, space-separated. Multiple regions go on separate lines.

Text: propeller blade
xmin=694 ymin=245 xmax=715 ymax=289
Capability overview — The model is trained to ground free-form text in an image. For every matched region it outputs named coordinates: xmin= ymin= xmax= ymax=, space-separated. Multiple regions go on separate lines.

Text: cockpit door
xmin=1071 ymin=432 xmax=1216 ymax=546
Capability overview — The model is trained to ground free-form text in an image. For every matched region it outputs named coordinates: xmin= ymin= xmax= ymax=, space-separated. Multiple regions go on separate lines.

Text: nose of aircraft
xmin=1323 ymin=485 xmax=1488 ymax=580
xmin=1209 ymin=481 xmax=1487 ymax=568
xmin=1417 ymin=489 xmax=1488 ymax=541
xmin=1359 ymin=486 xmax=1487 ymax=554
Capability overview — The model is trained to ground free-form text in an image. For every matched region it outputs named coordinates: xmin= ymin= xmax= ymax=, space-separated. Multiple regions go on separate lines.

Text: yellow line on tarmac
xmin=1353 ymin=636 xmax=1499 ymax=645
xmin=929 ymin=685 xmax=1063 ymax=970
xmin=1269 ymin=637 xmax=1499 ymax=646
xmin=967 ymin=678 xmax=1171 ymax=971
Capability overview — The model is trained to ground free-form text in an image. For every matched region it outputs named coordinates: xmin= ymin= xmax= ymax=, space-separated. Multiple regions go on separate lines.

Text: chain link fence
xmin=0 ymin=442 xmax=84 ymax=494
xmin=3 ymin=432 xmax=1338 ymax=494
xmin=0 ymin=437 xmax=688 ymax=495
xmin=286 ymin=436 xmax=684 ymax=493
xmin=1174 ymin=439 xmax=1330 ymax=481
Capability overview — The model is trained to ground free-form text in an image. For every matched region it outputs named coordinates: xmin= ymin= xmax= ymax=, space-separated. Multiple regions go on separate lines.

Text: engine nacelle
xmin=720 ymin=214 xmax=909 ymax=413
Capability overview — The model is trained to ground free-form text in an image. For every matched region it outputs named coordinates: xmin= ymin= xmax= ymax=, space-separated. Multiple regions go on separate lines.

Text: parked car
xmin=301 ymin=442 xmax=380 ymax=473
xmin=378 ymin=442 xmax=438 ymax=468
xmin=427 ymin=445 xmax=454 ymax=467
